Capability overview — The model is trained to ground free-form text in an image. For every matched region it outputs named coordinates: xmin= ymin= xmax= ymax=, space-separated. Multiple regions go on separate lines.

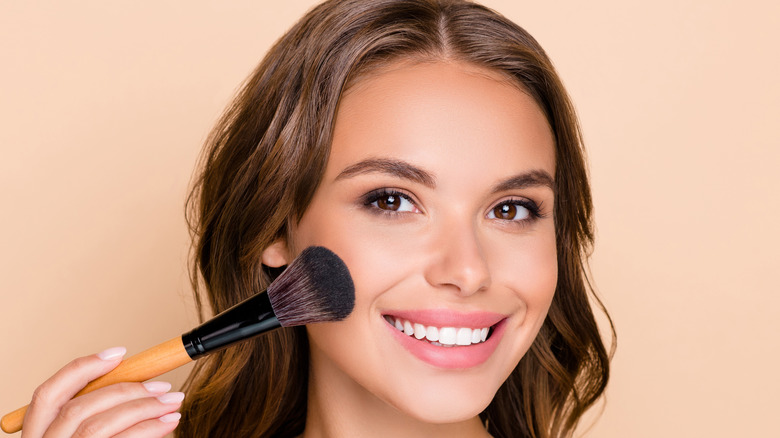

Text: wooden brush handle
xmin=1 ymin=336 xmax=192 ymax=434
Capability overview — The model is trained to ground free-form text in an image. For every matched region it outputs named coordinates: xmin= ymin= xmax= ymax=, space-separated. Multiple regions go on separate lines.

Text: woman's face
xmin=271 ymin=61 xmax=557 ymax=424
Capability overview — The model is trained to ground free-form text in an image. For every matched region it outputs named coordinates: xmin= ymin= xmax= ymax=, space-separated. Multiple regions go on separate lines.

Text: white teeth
xmin=425 ymin=326 xmax=439 ymax=342
xmin=438 ymin=327 xmax=457 ymax=345
xmin=413 ymin=323 xmax=426 ymax=340
xmin=471 ymin=329 xmax=481 ymax=344
xmin=456 ymin=328 xmax=472 ymax=346
xmin=387 ymin=316 xmax=492 ymax=346
xmin=403 ymin=320 xmax=414 ymax=336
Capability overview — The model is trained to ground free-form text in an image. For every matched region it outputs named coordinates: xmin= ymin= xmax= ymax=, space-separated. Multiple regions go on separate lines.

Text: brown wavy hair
xmin=178 ymin=0 xmax=614 ymax=437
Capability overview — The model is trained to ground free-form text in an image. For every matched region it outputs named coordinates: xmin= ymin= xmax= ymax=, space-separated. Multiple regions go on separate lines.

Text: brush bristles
xmin=267 ymin=246 xmax=355 ymax=326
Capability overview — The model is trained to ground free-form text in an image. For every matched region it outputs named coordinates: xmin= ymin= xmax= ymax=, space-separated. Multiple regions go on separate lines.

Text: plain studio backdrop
xmin=1 ymin=1 xmax=778 ymax=437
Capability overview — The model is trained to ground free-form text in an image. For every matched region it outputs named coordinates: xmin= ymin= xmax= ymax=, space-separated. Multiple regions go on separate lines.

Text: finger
xmin=42 ymin=381 xmax=172 ymax=437
xmin=111 ymin=413 xmax=181 ymax=438
xmin=22 ymin=347 xmax=126 ymax=438
xmin=67 ymin=392 xmax=184 ymax=438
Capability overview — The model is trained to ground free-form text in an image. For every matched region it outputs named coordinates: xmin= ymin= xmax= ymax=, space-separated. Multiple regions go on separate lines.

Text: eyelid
xmin=486 ymin=197 xmax=545 ymax=221
xmin=360 ymin=188 xmax=422 ymax=214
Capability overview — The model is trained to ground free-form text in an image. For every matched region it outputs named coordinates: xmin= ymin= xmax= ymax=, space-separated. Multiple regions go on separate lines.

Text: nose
xmin=423 ymin=218 xmax=491 ymax=296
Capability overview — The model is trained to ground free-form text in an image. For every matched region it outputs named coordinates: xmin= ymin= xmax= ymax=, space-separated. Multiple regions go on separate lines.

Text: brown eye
xmin=364 ymin=189 xmax=419 ymax=214
xmin=493 ymin=203 xmax=516 ymax=219
xmin=377 ymin=194 xmax=401 ymax=211
xmin=488 ymin=202 xmax=531 ymax=221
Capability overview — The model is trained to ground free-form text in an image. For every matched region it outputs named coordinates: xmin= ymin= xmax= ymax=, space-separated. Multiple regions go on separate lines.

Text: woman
xmin=20 ymin=0 xmax=612 ymax=437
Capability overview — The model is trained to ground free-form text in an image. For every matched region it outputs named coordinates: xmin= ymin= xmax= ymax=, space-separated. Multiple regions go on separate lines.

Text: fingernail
xmin=97 ymin=347 xmax=126 ymax=361
xmin=159 ymin=412 xmax=181 ymax=423
xmin=157 ymin=392 xmax=185 ymax=404
xmin=143 ymin=381 xmax=172 ymax=393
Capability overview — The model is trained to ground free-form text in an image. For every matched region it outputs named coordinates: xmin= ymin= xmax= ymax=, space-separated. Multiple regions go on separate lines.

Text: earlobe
xmin=261 ymin=239 xmax=290 ymax=267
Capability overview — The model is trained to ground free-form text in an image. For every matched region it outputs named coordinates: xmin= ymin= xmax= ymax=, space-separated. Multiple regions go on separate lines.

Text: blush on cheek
xmin=334 ymin=235 xmax=421 ymax=301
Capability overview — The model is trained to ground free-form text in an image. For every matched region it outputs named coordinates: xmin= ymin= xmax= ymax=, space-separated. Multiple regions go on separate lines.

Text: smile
xmin=383 ymin=315 xmax=491 ymax=346
xmin=380 ymin=310 xmax=508 ymax=369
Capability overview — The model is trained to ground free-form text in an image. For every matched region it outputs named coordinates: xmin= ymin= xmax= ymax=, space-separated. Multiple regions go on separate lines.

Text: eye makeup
xmin=360 ymin=186 xmax=547 ymax=228
xmin=360 ymin=188 xmax=421 ymax=216
xmin=487 ymin=198 xmax=545 ymax=222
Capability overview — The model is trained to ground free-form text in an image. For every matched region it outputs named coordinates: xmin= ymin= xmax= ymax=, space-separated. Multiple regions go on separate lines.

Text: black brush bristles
xmin=268 ymin=246 xmax=355 ymax=326
xmin=181 ymin=246 xmax=354 ymax=359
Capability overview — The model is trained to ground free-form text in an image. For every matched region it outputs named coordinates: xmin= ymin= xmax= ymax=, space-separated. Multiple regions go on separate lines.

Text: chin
xmin=377 ymin=368 xmax=506 ymax=424
xmin=399 ymin=397 xmax=493 ymax=424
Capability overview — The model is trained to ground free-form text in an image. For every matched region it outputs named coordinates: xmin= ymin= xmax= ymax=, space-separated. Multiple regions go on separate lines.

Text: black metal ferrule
xmin=181 ymin=291 xmax=279 ymax=360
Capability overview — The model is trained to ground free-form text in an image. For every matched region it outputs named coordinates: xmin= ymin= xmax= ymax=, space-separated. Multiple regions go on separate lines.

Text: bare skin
xmin=21 ymin=347 xmax=181 ymax=437
xmin=265 ymin=60 xmax=557 ymax=438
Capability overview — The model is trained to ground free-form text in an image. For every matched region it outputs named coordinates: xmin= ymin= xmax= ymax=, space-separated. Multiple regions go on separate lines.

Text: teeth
xmin=413 ymin=323 xmax=426 ymax=340
xmin=439 ymin=327 xmax=457 ymax=345
xmin=425 ymin=326 xmax=439 ymax=342
xmin=403 ymin=320 xmax=414 ymax=336
xmin=456 ymin=328 xmax=472 ymax=346
xmin=386 ymin=316 xmax=492 ymax=346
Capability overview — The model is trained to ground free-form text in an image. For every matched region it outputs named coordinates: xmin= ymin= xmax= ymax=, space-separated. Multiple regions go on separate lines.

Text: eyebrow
xmin=335 ymin=158 xmax=437 ymax=188
xmin=335 ymin=157 xmax=554 ymax=193
xmin=492 ymin=169 xmax=555 ymax=194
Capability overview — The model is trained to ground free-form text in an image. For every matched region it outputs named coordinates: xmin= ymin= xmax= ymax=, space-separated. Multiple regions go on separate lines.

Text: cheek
xmin=292 ymin=209 xmax=419 ymax=303
xmin=522 ymin=235 xmax=558 ymax=307
xmin=306 ymin=317 xmax=375 ymax=377
xmin=291 ymin=210 xmax=417 ymax=368
xmin=490 ymin=228 xmax=558 ymax=307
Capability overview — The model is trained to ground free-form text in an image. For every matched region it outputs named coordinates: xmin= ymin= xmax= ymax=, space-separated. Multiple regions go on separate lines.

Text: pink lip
xmin=382 ymin=309 xmax=505 ymax=329
xmin=382 ymin=310 xmax=508 ymax=369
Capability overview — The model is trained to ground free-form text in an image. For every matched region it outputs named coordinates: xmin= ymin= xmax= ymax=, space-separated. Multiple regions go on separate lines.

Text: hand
xmin=21 ymin=347 xmax=183 ymax=437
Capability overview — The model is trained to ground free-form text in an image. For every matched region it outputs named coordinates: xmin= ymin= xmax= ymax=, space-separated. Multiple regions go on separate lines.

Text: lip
xmin=382 ymin=310 xmax=508 ymax=369
xmin=382 ymin=309 xmax=506 ymax=329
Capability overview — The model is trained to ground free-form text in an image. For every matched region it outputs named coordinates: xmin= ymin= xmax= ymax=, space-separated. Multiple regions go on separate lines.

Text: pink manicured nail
xmin=96 ymin=347 xmax=126 ymax=361
xmin=159 ymin=412 xmax=181 ymax=423
xmin=143 ymin=381 xmax=172 ymax=393
xmin=157 ymin=392 xmax=185 ymax=404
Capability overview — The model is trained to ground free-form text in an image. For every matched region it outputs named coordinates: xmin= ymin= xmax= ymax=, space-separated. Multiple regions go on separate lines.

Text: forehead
xmin=328 ymin=61 xmax=555 ymax=181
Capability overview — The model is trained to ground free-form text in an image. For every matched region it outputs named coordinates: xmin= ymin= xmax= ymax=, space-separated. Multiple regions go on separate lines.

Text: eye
xmin=363 ymin=189 xmax=420 ymax=214
xmin=487 ymin=199 xmax=541 ymax=222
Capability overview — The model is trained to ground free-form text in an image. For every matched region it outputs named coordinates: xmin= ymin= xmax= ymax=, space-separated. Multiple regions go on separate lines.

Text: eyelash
xmin=488 ymin=198 xmax=545 ymax=224
xmin=361 ymin=189 xmax=545 ymax=224
xmin=361 ymin=189 xmax=418 ymax=216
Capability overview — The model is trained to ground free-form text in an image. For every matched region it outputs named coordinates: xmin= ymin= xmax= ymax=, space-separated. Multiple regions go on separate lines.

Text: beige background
xmin=1 ymin=1 xmax=778 ymax=437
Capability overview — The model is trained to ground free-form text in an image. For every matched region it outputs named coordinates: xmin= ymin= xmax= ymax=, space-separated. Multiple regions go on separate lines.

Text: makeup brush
xmin=1 ymin=246 xmax=354 ymax=434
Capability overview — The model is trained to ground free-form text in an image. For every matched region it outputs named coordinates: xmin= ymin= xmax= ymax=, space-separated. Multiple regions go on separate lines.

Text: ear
xmin=261 ymin=238 xmax=291 ymax=267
